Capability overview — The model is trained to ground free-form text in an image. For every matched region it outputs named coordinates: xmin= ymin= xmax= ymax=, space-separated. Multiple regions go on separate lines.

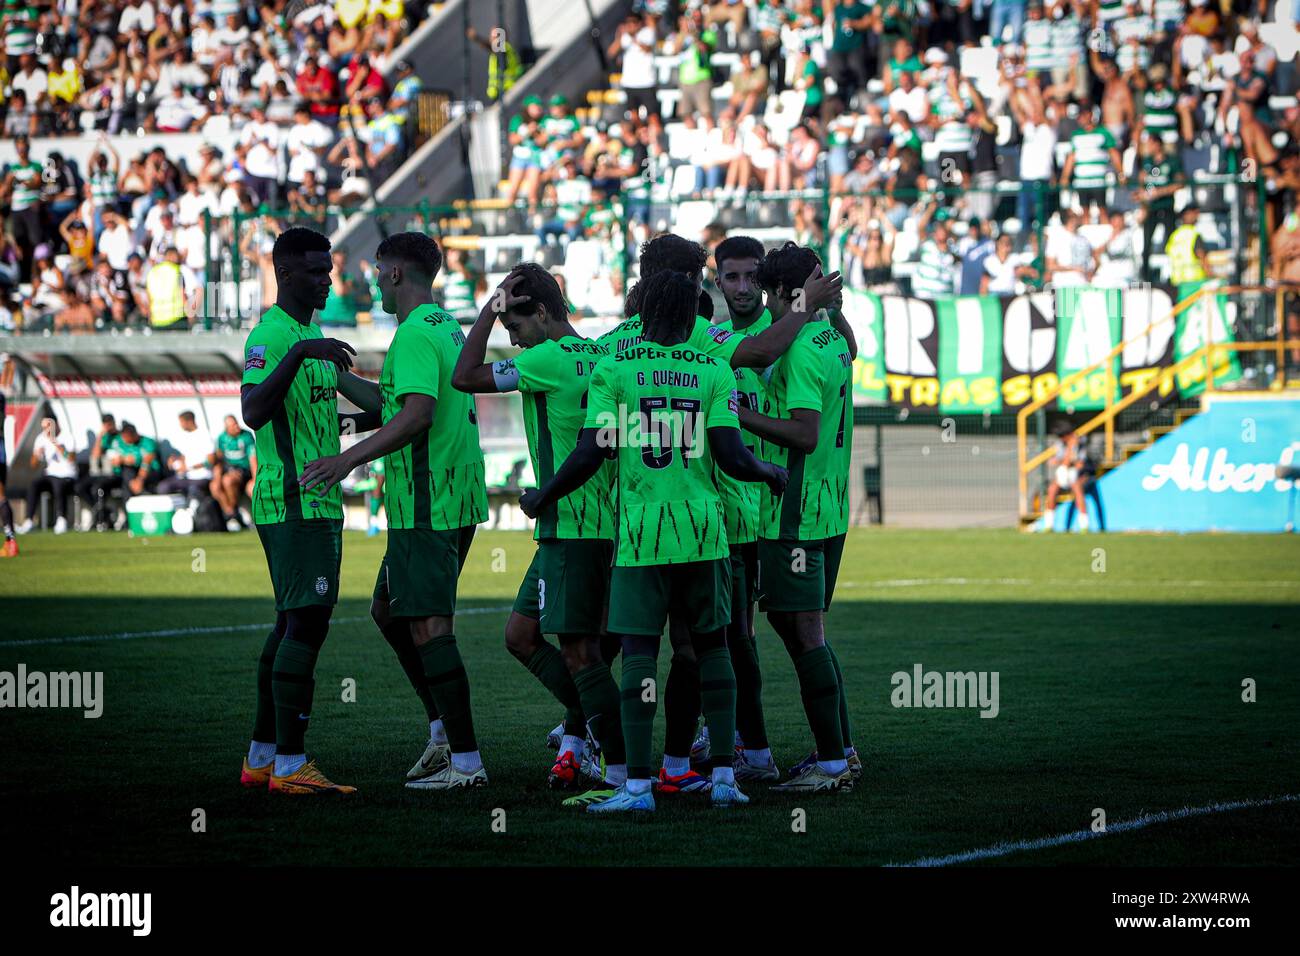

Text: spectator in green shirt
xmin=675 ymin=11 xmax=716 ymax=122
xmin=109 ymin=421 xmax=162 ymax=497
xmin=826 ymin=0 xmax=877 ymax=102
xmin=212 ymin=414 xmax=256 ymax=528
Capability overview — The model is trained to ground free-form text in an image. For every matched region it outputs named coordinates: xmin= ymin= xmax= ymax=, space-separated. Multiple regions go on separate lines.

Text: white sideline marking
xmin=0 ymin=605 xmax=515 ymax=648
xmin=891 ymin=793 xmax=1300 ymax=867
xmin=841 ymin=578 xmax=1299 ymax=590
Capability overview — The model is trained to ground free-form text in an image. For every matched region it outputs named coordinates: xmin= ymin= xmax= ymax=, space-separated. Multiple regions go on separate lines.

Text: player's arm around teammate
xmin=731 ymin=243 xmax=859 ymax=794
xmin=300 ymin=232 xmax=490 ymax=791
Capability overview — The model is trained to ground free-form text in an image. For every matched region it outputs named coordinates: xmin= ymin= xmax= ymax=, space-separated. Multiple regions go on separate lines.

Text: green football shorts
xmin=512 ymin=538 xmax=613 ymax=634
xmin=756 ymin=534 xmax=847 ymax=613
xmin=255 ymin=518 xmax=343 ymax=612
xmin=607 ymin=558 xmax=732 ymax=636
xmin=728 ymin=541 xmax=758 ymax=629
xmin=374 ymin=526 xmax=476 ymax=618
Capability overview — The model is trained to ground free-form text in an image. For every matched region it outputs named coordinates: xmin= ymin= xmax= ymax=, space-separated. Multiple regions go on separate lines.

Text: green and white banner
xmin=841 ymin=285 xmax=1236 ymax=413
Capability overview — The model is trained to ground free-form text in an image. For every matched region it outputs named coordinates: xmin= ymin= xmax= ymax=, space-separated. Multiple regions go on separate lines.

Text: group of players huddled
xmin=238 ymin=223 xmax=858 ymax=813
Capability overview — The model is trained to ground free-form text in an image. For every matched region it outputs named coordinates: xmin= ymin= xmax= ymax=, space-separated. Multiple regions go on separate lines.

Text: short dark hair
xmin=179 ymin=410 xmax=196 ymax=422
xmin=102 ymin=413 xmax=116 ymax=424
xmin=508 ymin=262 xmax=568 ymax=324
xmin=715 ymin=235 xmax=765 ymax=272
xmin=375 ymin=231 xmax=444 ymax=279
xmin=272 ymin=226 xmax=331 ymax=269
xmin=757 ymin=242 xmax=821 ymax=297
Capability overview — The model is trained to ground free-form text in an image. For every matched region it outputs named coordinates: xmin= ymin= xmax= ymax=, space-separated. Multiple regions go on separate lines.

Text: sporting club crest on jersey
xmin=314 ymin=576 xmax=328 ymax=595
xmin=245 ymin=345 xmax=267 ymax=371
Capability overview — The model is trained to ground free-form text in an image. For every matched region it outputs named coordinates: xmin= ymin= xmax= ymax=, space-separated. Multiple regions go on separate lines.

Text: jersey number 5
xmin=640 ymin=397 xmax=701 ymax=470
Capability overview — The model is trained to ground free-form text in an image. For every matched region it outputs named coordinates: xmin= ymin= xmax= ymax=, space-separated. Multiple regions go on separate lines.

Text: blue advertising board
xmin=1080 ymin=398 xmax=1300 ymax=533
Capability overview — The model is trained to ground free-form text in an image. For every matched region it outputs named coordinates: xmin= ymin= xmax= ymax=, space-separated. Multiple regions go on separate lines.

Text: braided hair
xmin=638 ymin=271 xmax=700 ymax=347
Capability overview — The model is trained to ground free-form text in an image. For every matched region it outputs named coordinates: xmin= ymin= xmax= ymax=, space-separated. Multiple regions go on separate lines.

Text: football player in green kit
xmin=738 ymin=243 xmax=860 ymax=794
xmin=521 ymin=270 xmax=789 ymax=813
xmin=451 ymin=263 xmax=628 ymax=799
xmin=593 ymin=233 xmax=842 ymax=794
xmin=238 ymin=226 xmax=359 ymax=796
xmin=300 ymin=232 xmax=490 ymax=790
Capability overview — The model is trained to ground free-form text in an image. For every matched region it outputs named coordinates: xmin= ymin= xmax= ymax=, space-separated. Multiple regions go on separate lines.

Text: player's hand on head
xmin=764 ymin=464 xmax=789 ymax=497
xmin=297 ymin=337 xmax=357 ymax=370
xmin=518 ymin=487 xmax=543 ymax=519
xmin=802 ymin=266 xmax=843 ymax=312
xmin=298 ymin=453 xmax=351 ymax=494
xmin=493 ymin=271 xmax=533 ymax=315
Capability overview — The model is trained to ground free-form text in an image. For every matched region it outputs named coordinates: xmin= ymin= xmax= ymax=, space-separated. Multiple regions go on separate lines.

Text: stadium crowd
xmin=503 ymin=0 xmax=1299 ymax=298
xmin=0 ymin=0 xmax=431 ymax=332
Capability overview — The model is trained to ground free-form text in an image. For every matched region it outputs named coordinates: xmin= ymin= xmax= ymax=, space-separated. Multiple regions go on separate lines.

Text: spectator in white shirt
xmin=608 ymin=12 xmax=660 ymax=118
xmin=887 ymin=69 xmax=930 ymax=125
xmin=285 ymin=105 xmax=334 ymax=187
xmin=98 ymin=211 xmax=135 ymax=272
xmin=18 ymin=418 xmax=78 ymax=534
xmin=1046 ymin=208 xmax=1097 ymax=287
xmin=157 ymin=410 xmax=215 ymax=500
xmin=240 ymin=106 xmax=283 ymax=205
xmin=118 ymin=0 xmax=157 ymax=36
xmin=982 ymin=233 xmax=1038 ymax=295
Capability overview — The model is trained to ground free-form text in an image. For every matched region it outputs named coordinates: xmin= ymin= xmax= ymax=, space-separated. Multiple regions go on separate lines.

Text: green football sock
xmin=663 ymin=652 xmax=700 ymax=758
xmin=271 ymin=638 xmax=318 ymax=755
xmin=368 ymin=495 xmax=381 ymax=517
xmin=794 ymin=645 xmax=843 ymax=761
xmin=381 ymin=620 xmax=439 ymax=723
xmin=826 ymin=642 xmax=853 ymax=751
xmin=620 ymin=654 xmax=658 ymax=780
xmin=573 ymin=661 xmax=625 ymax=764
xmin=419 ymin=634 xmax=477 ymax=752
xmin=697 ymin=647 xmax=737 ymax=770
xmin=729 ymin=632 xmax=768 ymax=749
xmin=252 ymin=623 xmax=285 ymax=744
xmin=525 ymin=642 xmax=585 ymax=738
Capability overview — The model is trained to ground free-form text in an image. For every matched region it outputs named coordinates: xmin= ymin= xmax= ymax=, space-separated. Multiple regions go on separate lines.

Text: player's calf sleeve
xmin=696 ymin=645 xmax=737 ymax=771
xmin=730 ymin=631 xmax=769 ymax=749
xmin=252 ymin=616 xmax=286 ymax=744
xmin=418 ymin=635 xmax=478 ymax=753
xmin=794 ymin=645 xmax=844 ymax=761
xmin=271 ymin=637 xmax=318 ymax=755
xmin=380 ymin=620 xmax=439 ymax=723
xmin=663 ymin=651 xmax=701 ymax=759
xmin=0 ymin=499 xmax=13 ymax=538
xmin=525 ymin=642 xmax=585 ymax=737
xmin=619 ymin=653 xmax=658 ymax=780
xmin=825 ymin=642 xmax=853 ymax=750
xmin=573 ymin=662 xmax=625 ymax=764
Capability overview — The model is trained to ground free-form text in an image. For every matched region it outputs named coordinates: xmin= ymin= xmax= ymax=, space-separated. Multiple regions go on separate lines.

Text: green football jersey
xmin=712 ymin=308 xmax=772 ymax=545
xmin=241 ymin=304 xmax=343 ymax=524
xmin=596 ymin=314 xmax=746 ymax=363
xmin=379 ymin=303 xmax=488 ymax=531
xmin=109 ymin=434 xmax=162 ymax=474
xmin=759 ymin=319 xmax=853 ymax=542
xmin=501 ymin=335 xmax=615 ymax=540
xmin=216 ymin=429 xmax=256 ymax=469
xmin=584 ymin=342 xmax=739 ymax=567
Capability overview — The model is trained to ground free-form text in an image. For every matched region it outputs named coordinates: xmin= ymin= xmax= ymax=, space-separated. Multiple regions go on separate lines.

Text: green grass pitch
xmin=2 ymin=528 xmax=1297 ymax=866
